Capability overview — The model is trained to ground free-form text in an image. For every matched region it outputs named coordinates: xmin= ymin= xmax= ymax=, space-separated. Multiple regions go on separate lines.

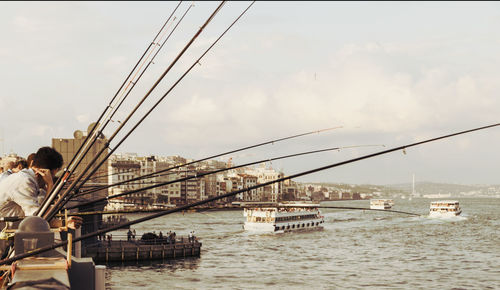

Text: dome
xmin=18 ymin=216 xmax=51 ymax=233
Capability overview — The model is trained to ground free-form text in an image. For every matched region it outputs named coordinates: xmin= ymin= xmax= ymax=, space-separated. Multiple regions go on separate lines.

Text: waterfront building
xmin=107 ymin=153 xmax=142 ymax=209
xmin=245 ymin=164 xmax=284 ymax=202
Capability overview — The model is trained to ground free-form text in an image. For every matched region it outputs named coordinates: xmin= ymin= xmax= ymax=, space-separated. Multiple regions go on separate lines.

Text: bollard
xmin=95 ymin=265 xmax=106 ymax=290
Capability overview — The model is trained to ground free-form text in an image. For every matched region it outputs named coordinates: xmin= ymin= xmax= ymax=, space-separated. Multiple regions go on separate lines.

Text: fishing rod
xmin=41 ymin=1 xmax=188 ymax=211
xmin=58 ymin=2 xmax=197 ymax=192
xmin=2 ymin=122 xmax=499 ymax=265
xmin=37 ymin=2 xmax=184 ymax=217
xmin=46 ymin=1 xmax=258 ymax=219
xmin=86 ymin=126 xmax=341 ymax=182
xmin=66 ymin=144 xmax=379 ymax=210
xmin=76 ymin=126 xmax=343 ymax=197
xmin=43 ymin=1 xmax=229 ymax=220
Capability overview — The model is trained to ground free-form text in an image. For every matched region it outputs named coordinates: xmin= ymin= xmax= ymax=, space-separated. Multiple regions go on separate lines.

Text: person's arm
xmin=7 ymin=173 xmax=40 ymax=216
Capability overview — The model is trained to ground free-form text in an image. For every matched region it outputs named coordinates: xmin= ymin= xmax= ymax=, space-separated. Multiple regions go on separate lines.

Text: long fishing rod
xmin=37 ymin=2 xmax=183 ymax=217
xmin=87 ymin=126 xmax=341 ymax=182
xmin=66 ymin=144 xmax=377 ymax=210
xmin=43 ymin=1 xmax=228 ymax=220
xmin=46 ymin=1 xmax=257 ymax=220
xmin=77 ymin=126 xmax=343 ymax=197
xmin=2 ymin=122 xmax=499 ymax=265
xmin=55 ymin=1 xmax=194 ymax=195
xmin=66 ymin=2 xmax=196 ymax=192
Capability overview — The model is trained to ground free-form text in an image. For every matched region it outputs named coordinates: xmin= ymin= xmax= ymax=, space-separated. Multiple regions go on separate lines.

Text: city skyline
xmin=1 ymin=2 xmax=499 ymax=185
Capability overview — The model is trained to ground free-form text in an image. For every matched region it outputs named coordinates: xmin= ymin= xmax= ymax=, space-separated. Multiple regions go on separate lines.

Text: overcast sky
xmin=1 ymin=2 xmax=499 ymax=185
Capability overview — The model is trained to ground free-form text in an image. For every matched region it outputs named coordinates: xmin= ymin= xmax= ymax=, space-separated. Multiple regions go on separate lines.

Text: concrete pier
xmin=84 ymin=239 xmax=202 ymax=263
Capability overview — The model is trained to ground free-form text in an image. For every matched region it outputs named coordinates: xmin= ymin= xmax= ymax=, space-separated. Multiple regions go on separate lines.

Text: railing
xmin=93 ymin=234 xmax=199 ymax=247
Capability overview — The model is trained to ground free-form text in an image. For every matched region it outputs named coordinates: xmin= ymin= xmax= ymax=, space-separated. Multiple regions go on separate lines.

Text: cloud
xmin=29 ymin=125 xmax=53 ymax=137
xmin=12 ymin=16 xmax=41 ymax=32
xmin=152 ymin=37 xmax=500 ymax=157
xmin=76 ymin=114 xmax=90 ymax=124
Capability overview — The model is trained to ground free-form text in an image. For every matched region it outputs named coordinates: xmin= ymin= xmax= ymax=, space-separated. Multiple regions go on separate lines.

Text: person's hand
xmin=67 ymin=216 xmax=83 ymax=230
xmin=33 ymin=167 xmax=54 ymax=190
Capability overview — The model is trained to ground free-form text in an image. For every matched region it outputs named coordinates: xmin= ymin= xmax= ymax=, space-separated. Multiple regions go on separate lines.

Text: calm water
xmin=105 ymin=198 xmax=500 ymax=289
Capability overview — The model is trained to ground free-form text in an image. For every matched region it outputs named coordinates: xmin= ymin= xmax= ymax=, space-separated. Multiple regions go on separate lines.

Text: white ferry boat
xmin=243 ymin=202 xmax=324 ymax=233
xmin=370 ymin=199 xmax=392 ymax=210
xmin=429 ymin=200 xmax=461 ymax=217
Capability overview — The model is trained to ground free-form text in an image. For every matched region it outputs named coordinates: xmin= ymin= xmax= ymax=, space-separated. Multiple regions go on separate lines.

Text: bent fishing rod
xmin=76 ymin=126 xmax=343 ymax=197
xmin=66 ymin=144 xmax=377 ymax=210
xmin=86 ymin=126 xmax=341 ymax=183
xmin=37 ymin=1 xmax=184 ymax=217
xmin=2 ymin=122 xmax=499 ymax=265
xmin=42 ymin=1 xmax=229 ymax=220
xmin=69 ymin=121 xmax=499 ymax=212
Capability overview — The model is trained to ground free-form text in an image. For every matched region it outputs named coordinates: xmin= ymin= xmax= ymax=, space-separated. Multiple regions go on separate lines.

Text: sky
xmin=0 ymin=1 xmax=499 ymax=185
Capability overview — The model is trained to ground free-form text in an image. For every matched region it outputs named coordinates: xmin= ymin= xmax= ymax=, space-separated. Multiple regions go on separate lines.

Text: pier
xmin=84 ymin=236 xmax=201 ymax=263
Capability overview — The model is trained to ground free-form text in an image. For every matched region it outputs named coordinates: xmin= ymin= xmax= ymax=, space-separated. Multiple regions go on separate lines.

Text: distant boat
xmin=370 ymin=199 xmax=392 ymax=210
xmin=423 ymin=193 xmax=451 ymax=199
xmin=429 ymin=200 xmax=462 ymax=217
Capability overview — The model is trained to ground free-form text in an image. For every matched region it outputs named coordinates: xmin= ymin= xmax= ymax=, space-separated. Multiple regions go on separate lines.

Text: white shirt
xmin=0 ymin=168 xmax=40 ymax=217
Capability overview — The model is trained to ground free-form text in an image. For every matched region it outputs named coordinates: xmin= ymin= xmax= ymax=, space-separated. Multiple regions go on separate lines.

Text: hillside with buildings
xmin=2 ymin=148 xmax=499 ymax=211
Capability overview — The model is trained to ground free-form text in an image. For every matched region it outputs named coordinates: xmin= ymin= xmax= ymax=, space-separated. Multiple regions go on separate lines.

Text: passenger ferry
xmin=370 ymin=199 xmax=393 ymax=210
xmin=429 ymin=200 xmax=461 ymax=217
xmin=243 ymin=202 xmax=324 ymax=233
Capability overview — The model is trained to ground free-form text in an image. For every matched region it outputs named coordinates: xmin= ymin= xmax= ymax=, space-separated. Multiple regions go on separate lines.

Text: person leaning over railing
xmin=0 ymin=147 xmax=82 ymax=228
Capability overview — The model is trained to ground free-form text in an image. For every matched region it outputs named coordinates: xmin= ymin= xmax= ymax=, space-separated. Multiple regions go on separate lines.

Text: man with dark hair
xmin=0 ymin=147 xmax=64 ymax=217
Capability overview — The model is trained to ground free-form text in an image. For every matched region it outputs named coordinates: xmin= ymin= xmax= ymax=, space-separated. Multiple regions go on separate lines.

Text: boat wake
xmin=426 ymin=215 xmax=468 ymax=222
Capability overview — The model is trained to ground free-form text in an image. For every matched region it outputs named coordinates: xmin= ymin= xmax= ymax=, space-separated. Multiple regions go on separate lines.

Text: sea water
xmin=105 ymin=198 xmax=500 ymax=289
